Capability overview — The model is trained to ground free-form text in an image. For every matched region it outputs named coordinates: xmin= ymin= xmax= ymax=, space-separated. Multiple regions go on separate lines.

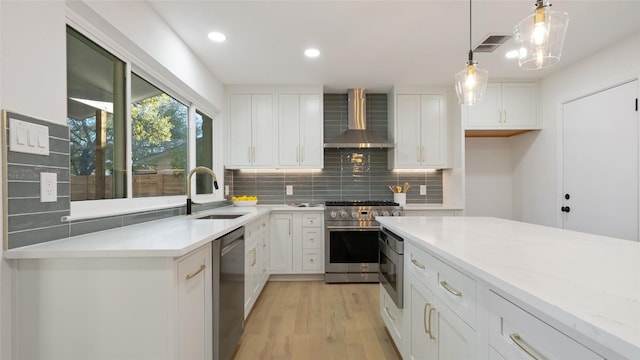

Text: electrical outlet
xmin=420 ymin=185 xmax=427 ymax=195
xmin=224 ymin=185 xmax=230 ymax=196
xmin=40 ymin=172 xmax=57 ymax=202
xmin=286 ymin=185 xmax=293 ymax=195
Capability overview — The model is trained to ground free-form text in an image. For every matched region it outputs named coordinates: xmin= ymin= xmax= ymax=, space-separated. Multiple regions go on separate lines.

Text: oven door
xmin=325 ymin=227 xmax=380 ymax=273
xmin=379 ymin=237 xmax=403 ymax=308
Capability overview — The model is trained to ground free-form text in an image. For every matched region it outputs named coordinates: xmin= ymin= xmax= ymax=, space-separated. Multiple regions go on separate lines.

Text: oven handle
xmin=326 ymin=226 xmax=380 ymax=230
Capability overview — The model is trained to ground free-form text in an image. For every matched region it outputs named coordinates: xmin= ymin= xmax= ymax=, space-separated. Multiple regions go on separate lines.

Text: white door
xmin=300 ymin=94 xmax=323 ymax=167
xmin=278 ymin=94 xmax=301 ymax=166
xmin=252 ymin=94 xmax=274 ymax=166
xmin=228 ymin=94 xmax=253 ymax=167
xmin=396 ymin=94 xmax=423 ymax=167
xmin=562 ymin=80 xmax=639 ymax=241
xmin=270 ymin=213 xmax=293 ymax=273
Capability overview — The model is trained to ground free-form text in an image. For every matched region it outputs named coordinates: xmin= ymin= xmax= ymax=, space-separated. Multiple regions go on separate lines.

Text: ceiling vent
xmin=473 ymin=34 xmax=512 ymax=53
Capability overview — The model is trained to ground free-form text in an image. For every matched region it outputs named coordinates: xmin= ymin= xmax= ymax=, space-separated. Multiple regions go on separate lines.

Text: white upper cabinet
xmin=227 ymin=93 xmax=276 ymax=168
xmin=278 ymin=93 xmax=323 ymax=168
xmin=226 ymin=86 xmax=323 ymax=169
xmin=465 ymin=82 xmax=539 ymax=131
xmin=390 ymin=91 xmax=447 ymax=169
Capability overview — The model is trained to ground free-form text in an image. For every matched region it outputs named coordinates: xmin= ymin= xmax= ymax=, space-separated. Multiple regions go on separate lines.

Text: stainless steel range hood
xmin=324 ymin=88 xmax=394 ymax=149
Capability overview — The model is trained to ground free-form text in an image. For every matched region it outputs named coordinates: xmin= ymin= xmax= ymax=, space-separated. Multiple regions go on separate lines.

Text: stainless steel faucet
xmin=186 ymin=166 xmax=219 ymax=215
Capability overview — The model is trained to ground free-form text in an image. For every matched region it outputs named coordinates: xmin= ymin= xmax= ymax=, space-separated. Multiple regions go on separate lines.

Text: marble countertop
xmin=376 ymin=216 xmax=640 ymax=359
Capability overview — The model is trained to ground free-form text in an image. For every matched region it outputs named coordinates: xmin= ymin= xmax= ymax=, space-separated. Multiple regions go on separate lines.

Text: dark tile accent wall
xmin=227 ymin=93 xmax=444 ymax=205
xmin=4 ymin=112 xmax=71 ymax=249
xmin=3 ymin=111 xmax=229 ymax=249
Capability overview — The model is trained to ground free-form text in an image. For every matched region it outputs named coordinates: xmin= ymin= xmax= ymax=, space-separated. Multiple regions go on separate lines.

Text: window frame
xmin=66 ymin=16 xmax=223 ymax=221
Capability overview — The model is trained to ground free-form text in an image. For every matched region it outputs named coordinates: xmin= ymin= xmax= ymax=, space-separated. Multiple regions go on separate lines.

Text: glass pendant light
xmin=455 ymin=0 xmax=488 ymax=105
xmin=513 ymin=0 xmax=569 ymax=70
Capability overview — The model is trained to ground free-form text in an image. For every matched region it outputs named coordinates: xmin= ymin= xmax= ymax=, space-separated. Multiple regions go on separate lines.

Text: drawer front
xmin=405 ymin=242 xmax=438 ymax=290
xmin=302 ymin=250 xmax=322 ymax=271
xmin=380 ymin=285 xmax=403 ymax=346
xmin=302 ymin=228 xmax=322 ymax=249
xmin=302 ymin=213 xmax=322 ymax=227
xmin=434 ymin=258 xmax=477 ymax=329
xmin=488 ymin=291 xmax=604 ymax=360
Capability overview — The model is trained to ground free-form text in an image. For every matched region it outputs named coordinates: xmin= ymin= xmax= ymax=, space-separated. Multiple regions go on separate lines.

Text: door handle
xmin=185 ymin=264 xmax=206 ymax=280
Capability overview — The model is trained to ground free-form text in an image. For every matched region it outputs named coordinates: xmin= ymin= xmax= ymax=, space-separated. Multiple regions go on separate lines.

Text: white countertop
xmin=4 ymin=206 xmax=272 ymax=259
xmin=376 ymin=216 xmax=640 ymax=359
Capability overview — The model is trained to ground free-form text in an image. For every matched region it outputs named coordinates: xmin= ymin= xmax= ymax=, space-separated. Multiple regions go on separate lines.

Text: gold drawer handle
xmin=440 ymin=281 xmax=462 ymax=297
xmin=185 ymin=264 xmax=206 ymax=280
xmin=411 ymin=258 xmax=426 ymax=270
xmin=427 ymin=306 xmax=436 ymax=340
xmin=509 ymin=333 xmax=546 ymax=360
xmin=384 ymin=306 xmax=397 ymax=320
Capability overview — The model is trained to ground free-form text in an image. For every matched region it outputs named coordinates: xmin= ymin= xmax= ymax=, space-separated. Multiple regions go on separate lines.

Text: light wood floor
xmin=234 ymin=281 xmax=402 ymax=360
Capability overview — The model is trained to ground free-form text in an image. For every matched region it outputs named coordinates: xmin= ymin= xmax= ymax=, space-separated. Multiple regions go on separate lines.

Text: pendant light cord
xmin=468 ymin=0 xmax=473 ymax=62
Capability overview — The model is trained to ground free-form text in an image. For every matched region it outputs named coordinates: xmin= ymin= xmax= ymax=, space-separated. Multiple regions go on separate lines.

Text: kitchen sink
xmin=196 ymin=214 xmax=245 ymax=220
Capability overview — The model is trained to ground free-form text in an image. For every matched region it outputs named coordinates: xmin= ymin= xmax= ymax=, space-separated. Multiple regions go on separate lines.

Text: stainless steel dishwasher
xmin=212 ymin=226 xmax=245 ymax=360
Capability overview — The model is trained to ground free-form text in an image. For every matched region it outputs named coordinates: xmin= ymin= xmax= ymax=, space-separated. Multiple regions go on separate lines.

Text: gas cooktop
xmin=325 ymin=200 xmax=400 ymax=207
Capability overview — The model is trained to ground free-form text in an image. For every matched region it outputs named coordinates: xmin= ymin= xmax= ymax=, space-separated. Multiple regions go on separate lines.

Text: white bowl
xmin=232 ymin=200 xmax=258 ymax=207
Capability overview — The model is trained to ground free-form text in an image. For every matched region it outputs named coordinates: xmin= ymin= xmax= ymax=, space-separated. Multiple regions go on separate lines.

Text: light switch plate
xmin=420 ymin=185 xmax=427 ymax=195
xmin=224 ymin=185 xmax=230 ymax=196
xmin=286 ymin=185 xmax=293 ymax=195
xmin=40 ymin=172 xmax=57 ymax=202
xmin=10 ymin=118 xmax=49 ymax=155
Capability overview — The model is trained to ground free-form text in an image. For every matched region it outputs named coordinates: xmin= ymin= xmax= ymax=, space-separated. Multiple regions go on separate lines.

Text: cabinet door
xmin=270 ymin=213 xmax=294 ymax=273
xmin=501 ymin=83 xmax=537 ymax=128
xmin=278 ymin=94 xmax=323 ymax=168
xmin=465 ymin=83 xmax=501 ymax=128
xmin=409 ymin=277 xmax=438 ymax=360
xmin=434 ymin=297 xmax=476 ymax=360
xmin=420 ymin=95 xmax=446 ymax=167
xmin=395 ymin=94 xmax=423 ymax=167
xmin=228 ymin=94 xmax=253 ymax=167
xmin=252 ymin=94 xmax=275 ymax=166
xmin=244 ymin=242 xmax=256 ymax=319
xmin=299 ymin=94 xmax=323 ymax=167
xmin=278 ymin=94 xmax=301 ymax=166
xmin=177 ymin=243 xmax=212 ymax=360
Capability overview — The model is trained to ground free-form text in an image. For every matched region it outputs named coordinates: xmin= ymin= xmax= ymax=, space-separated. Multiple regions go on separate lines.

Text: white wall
xmin=0 ymin=2 xmax=67 ymax=357
xmin=465 ymin=137 xmax=513 ymax=219
xmin=512 ymin=33 xmax=640 ymax=227
xmin=0 ymin=1 xmax=224 ymax=358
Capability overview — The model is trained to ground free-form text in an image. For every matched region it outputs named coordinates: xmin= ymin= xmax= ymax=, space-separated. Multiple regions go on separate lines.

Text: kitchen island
xmin=376 ymin=216 xmax=640 ymax=359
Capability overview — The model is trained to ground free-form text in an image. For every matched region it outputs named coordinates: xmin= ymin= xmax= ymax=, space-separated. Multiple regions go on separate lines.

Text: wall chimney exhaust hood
xmin=324 ymin=88 xmax=394 ymax=149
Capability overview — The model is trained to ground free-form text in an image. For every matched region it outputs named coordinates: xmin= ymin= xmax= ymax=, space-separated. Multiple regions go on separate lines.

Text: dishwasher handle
xmin=221 ymin=237 xmax=243 ymax=256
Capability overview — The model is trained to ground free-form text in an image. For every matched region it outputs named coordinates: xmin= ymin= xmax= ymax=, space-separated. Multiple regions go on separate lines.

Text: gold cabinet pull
xmin=440 ymin=280 xmax=462 ymax=297
xmin=411 ymin=258 xmax=426 ymax=270
xmin=384 ymin=306 xmax=397 ymax=320
xmin=423 ymin=303 xmax=430 ymax=334
xmin=509 ymin=333 xmax=546 ymax=360
xmin=185 ymin=264 xmax=206 ymax=280
xmin=427 ymin=306 xmax=436 ymax=340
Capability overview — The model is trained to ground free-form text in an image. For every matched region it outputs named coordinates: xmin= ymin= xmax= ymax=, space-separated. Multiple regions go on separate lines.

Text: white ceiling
xmin=149 ymin=1 xmax=640 ymax=93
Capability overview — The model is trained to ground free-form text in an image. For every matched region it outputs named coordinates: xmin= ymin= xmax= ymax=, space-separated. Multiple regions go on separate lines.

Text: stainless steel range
xmin=324 ymin=200 xmax=403 ymax=283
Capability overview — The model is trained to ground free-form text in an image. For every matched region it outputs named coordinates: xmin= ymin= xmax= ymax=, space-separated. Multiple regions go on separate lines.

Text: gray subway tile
xmin=8 ymin=211 xmax=67 ymax=232
xmin=8 ymin=225 xmax=69 ymax=249
xmin=8 ymin=197 xmax=70 ymax=215
xmin=70 ymin=216 xmax=123 ymax=237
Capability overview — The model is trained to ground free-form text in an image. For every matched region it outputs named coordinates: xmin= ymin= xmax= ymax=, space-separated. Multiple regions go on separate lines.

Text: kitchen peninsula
xmin=376 ymin=216 xmax=640 ymax=359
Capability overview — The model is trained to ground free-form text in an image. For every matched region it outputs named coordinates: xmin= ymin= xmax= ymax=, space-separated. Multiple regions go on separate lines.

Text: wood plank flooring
xmin=234 ymin=281 xmax=402 ymax=360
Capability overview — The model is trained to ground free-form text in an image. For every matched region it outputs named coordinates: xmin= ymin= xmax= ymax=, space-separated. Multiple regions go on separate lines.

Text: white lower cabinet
xmin=407 ymin=272 xmax=475 ymax=360
xmin=380 ymin=285 xmax=404 ymax=350
xmin=244 ymin=215 xmax=270 ymax=319
xmin=403 ymin=210 xmax=460 ymax=216
xmin=488 ymin=291 xmax=604 ymax=360
xmin=177 ymin=244 xmax=213 ymax=360
xmin=15 ymin=243 xmax=213 ymax=360
xmin=393 ymin=240 xmax=609 ymax=360
xmin=270 ymin=211 xmax=324 ymax=274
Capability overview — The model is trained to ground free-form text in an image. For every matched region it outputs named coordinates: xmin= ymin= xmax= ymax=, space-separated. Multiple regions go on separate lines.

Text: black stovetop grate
xmin=324 ymin=200 xmax=399 ymax=207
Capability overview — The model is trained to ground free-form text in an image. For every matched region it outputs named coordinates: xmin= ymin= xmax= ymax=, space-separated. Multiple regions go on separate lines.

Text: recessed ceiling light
xmin=505 ymin=50 xmax=520 ymax=59
xmin=207 ymin=32 xmax=226 ymax=43
xmin=304 ymin=48 xmax=320 ymax=58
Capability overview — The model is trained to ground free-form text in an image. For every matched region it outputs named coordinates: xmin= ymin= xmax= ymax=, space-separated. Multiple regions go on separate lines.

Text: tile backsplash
xmin=225 ymin=93 xmax=444 ymax=204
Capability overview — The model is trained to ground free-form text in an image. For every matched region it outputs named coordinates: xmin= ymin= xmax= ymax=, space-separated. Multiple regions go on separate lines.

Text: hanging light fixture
xmin=455 ymin=0 xmax=488 ymax=106
xmin=513 ymin=0 xmax=569 ymax=69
